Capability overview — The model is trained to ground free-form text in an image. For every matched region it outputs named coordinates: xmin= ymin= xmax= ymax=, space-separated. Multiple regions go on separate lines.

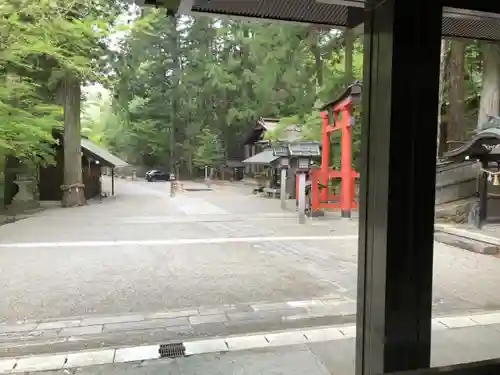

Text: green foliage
xmin=102 ymin=14 xmax=486 ymax=175
xmin=0 ymin=1 xmax=59 ymax=158
xmin=0 ymin=0 xmax=124 ymax=161
xmin=0 ymin=0 xmax=493 ymax=184
xmin=0 ymin=77 xmax=60 ymax=158
xmin=192 ymin=128 xmax=225 ymax=168
xmin=106 ymin=14 xmax=355 ymax=173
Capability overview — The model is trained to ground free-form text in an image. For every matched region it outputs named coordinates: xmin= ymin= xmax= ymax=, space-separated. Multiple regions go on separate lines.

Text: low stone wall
xmin=435 ymin=161 xmax=478 ymax=205
xmin=434 ymin=161 xmax=500 ymax=223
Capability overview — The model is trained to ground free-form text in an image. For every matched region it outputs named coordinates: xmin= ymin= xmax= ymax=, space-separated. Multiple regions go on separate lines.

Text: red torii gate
xmin=310 ymin=81 xmax=362 ymax=218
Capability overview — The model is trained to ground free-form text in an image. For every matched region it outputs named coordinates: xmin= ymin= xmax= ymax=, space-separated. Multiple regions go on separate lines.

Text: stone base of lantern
xmin=8 ymin=179 xmax=39 ymax=214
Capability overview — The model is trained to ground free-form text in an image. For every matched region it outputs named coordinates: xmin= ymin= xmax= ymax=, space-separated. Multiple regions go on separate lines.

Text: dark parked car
xmin=145 ymin=170 xmax=169 ymax=182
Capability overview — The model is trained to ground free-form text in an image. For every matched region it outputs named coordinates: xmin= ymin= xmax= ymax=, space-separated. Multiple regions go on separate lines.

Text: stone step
xmin=434 ymin=231 xmax=499 ymax=255
xmin=0 ymin=312 xmax=356 ymax=359
xmin=435 ymin=223 xmax=500 ymax=245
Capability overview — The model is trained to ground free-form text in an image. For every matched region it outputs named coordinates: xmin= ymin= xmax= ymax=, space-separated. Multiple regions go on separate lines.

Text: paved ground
xmin=0 ymin=297 xmax=356 ymax=357
xmin=2 ymin=178 xmax=500 ymax=357
xmin=9 ymin=322 xmax=500 ymax=374
xmin=0 ymin=178 xmax=359 ymax=323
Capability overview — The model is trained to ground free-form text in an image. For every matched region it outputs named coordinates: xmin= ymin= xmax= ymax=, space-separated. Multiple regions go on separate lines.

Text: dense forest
xmin=75 ymin=12 xmax=500 ymax=174
xmin=1 ymin=1 xmax=500 ymax=207
xmin=85 ymin=10 xmax=365 ymax=175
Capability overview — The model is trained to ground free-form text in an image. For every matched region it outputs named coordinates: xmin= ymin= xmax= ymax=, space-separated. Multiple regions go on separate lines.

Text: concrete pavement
xmin=0 ymin=297 xmax=356 ymax=357
xmin=5 ymin=313 xmax=500 ymax=374
xmin=0 ymin=178 xmax=359 ymax=324
xmin=2 ymin=178 xmax=500 ymax=359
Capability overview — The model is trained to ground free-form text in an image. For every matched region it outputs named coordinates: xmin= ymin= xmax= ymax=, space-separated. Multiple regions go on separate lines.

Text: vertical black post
xmin=356 ymin=0 xmax=442 ymax=374
xmin=479 ymin=161 xmax=488 ymax=229
xmin=111 ymin=168 xmax=115 ymax=196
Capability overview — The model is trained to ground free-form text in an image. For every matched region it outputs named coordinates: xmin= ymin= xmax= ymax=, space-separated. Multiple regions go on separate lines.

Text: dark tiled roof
xmin=288 ymin=141 xmax=321 ymax=158
xmin=242 ymin=149 xmax=279 ymax=165
xmin=192 ymin=0 xmax=356 ymax=27
xmin=81 ymin=138 xmax=128 ymax=168
xmin=443 ymin=127 xmax=500 ymax=160
xmin=164 ymin=0 xmax=500 ymax=41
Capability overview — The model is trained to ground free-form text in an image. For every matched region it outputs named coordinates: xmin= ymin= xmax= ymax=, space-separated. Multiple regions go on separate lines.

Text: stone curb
xmin=434 ymin=232 xmax=499 ymax=255
xmin=3 ymin=310 xmax=500 ymax=373
xmin=434 ymin=223 xmax=500 ymax=247
xmin=0 ymin=297 xmax=357 ymax=357
xmin=0 ymin=297 xmax=354 ymax=329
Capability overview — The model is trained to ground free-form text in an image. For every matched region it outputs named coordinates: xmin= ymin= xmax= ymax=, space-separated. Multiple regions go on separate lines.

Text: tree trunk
xmin=344 ymin=29 xmax=354 ymax=85
xmin=437 ymin=40 xmax=448 ymax=158
xmin=310 ymin=43 xmax=323 ymax=87
xmin=60 ymin=74 xmax=86 ymax=207
xmin=308 ymin=29 xmax=324 ymax=88
xmin=447 ymin=40 xmax=466 ymax=144
xmin=169 ymin=14 xmax=180 ymax=173
xmin=478 ymin=42 xmax=500 ymax=129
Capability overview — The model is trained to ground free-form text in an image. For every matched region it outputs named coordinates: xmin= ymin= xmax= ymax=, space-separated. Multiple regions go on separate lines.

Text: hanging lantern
xmin=494 ymin=174 xmax=500 ymax=186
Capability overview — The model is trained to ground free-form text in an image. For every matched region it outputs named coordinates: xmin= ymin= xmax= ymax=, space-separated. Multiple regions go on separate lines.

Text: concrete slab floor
xmin=17 ymin=324 xmax=500 ymax=375
xmin=35 ymin=346 xmax=332 ymax=375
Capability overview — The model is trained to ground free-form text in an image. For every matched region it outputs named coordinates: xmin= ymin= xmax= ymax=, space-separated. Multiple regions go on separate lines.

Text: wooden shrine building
xmin=39 ymin=135 xmax=128 ymax=201
xmin=242 ymin=118 xmax=280 ymax=175
xmin=442 ymin=124 xmax=500 ymax=228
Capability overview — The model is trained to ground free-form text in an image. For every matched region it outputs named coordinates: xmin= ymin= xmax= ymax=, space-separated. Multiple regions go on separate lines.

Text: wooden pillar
xmin=251 ymin=145 xmax=256 ymax=174
xmin=339 ymin=107 xmax=354 ymax=218
xmin=356 ymin=0 xmax=442 ymax=374
xmin=320 ymin=112 xmax=330 ymax=203
xmin=244 ymin=145 xmax=250 ymax=174
xmin=479 ymin=161 xmax=488 ymax=228
xmin=280 ymin=168 xmax=287 ymax=209
xmin=297 ymin=172 xmax=306 ymax=224
xmin=111 ymin=168 xmax=115 ymax=196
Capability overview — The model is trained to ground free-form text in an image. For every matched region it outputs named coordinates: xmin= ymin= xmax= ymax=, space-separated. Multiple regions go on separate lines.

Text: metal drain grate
xmin=184 ymin=188 xmax=213 ymax=192
xmin=159 ymin=343 xmax=186 ymax=358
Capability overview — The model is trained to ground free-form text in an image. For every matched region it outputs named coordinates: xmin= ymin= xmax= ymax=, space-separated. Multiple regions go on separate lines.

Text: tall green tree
xmin=0 ymin=0 xmax=63 ymax=159
xmin=478 ymin=42 xmax=500 ymax=129
xmin=192 ymin=127 xmax=225 ymax=169
xmin=48 ymin=0 xmax=124 ymax=207
xmin=108 ymin=13 xmax=340 ymax=174
xmin=1 ymin=0 xmax=125 ymax=207
xmin=106 ymin=12 xmax=490 ymax=179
